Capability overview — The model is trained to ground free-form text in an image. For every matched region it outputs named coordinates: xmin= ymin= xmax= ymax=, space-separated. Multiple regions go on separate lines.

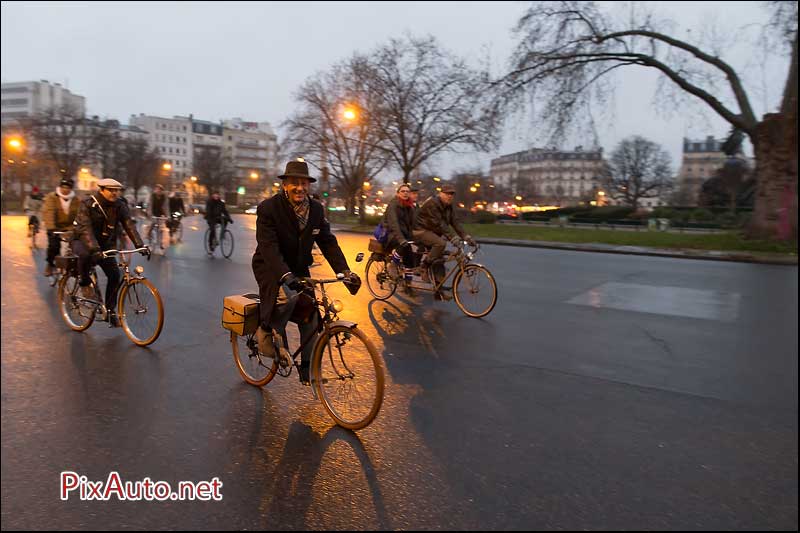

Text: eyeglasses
xmin=442 ymin=191 xmax=455 ymax=196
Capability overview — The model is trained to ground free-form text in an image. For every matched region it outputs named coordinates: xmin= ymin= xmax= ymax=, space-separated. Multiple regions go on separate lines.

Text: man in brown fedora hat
xmin=251 ymin=159 xmax=361 ymax=384
xmin=412 ymin=182 xmax=475 ymax=300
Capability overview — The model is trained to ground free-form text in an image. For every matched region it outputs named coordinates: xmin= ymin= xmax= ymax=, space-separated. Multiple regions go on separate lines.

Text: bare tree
xmin=603 ymin=136 xmax=673 ymax=208
xmin=192 ymin=146 xmax=234 ymax=195
xmin=368 ymin=35 xmax=502 ymax=184
xmin=499 ymin=1 xmax=797 ymax=239
xmin=117 ymin=137 xmax=162 ymax=200
xmin=21 ymin=103 xmax=114 ymax=183
xmin=283 ymin=55 xmax=391 ymax=220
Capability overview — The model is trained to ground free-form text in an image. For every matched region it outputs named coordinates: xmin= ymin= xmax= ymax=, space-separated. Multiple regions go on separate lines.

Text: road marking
xmin=567 ymin=282 xmax=740 ymax=322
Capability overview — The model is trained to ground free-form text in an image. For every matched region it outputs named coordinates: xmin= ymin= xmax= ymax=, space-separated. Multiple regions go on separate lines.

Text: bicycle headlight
xmin=135 ymin=265 xmax=145 ymax=274
xmin=330 ymin=299 xmax=344 ymax=313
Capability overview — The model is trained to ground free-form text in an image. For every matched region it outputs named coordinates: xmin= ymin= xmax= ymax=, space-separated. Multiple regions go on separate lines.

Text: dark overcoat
xmin=252 ymin=193 xmax=349 ymax=329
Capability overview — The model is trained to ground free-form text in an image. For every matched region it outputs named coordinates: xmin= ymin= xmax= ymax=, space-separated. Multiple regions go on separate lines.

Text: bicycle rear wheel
xmin=365 ymin=256 xmax=397 ymax=300
xmin=312 ymin=325 xmax=384 ymax=430
xmin=231 ymin=331 xmax=278 ymax=386
xmin=453 ymin=264 xmax=497 ymax=318
xmin=118 ymin=278 xmax=164 ymax=346
xmin=58 ymin=274 xmax=96 ymax=331
xmin=221 ymin=229 xmax=234 ymax=258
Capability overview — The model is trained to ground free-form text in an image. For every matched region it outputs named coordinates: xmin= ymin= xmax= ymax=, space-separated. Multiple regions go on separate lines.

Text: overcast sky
xmin=1 ymin=1 xmax=790 ymax=180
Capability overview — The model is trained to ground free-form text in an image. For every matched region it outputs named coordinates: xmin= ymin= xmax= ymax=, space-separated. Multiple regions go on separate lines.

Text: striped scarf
xmin=285 ymin=189 xmax=310 ymax=231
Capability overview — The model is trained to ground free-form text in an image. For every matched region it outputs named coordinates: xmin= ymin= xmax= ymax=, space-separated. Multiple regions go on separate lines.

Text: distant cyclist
xmin=204 ymin=191 xmax=233 ymax=253
xmin=41 ymin=178 xmax=79 ymax=277
xmin=24 ymin=186 xmax=45 ymax=237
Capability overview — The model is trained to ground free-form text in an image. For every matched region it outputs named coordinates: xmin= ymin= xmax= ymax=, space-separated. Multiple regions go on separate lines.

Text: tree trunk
xmin=748 ymin=113 xmax=798 ymax=241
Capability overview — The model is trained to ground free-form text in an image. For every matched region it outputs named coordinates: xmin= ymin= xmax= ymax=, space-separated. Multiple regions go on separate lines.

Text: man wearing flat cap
xmin=72 ymin=178 xmax=149 ymax=327
xmin=252 ymin=159 xmax=360 ymax=384
xmin=413 ymin=182 xmax=475 ymax=300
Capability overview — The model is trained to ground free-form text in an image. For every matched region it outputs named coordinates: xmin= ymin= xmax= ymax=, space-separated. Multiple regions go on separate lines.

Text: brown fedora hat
xmin=278 ymin=160 xmax=317 ymax=183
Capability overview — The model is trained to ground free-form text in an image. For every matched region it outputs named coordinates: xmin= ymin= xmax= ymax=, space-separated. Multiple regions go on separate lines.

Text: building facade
xmin=129 ymin=114 xmax=193 ymax=187
xmin=675 ymin=136 xmax=729 ymax=205
xmin=1 ymin=80 xmax=86 ymax=125
xmin=490 ymin=146 xmax=607 ymax=206
xmin=221 ymin=118 xmax=279 ymax=205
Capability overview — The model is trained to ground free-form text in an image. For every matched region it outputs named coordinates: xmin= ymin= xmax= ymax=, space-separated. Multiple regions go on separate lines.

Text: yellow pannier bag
xmin=221 ymin=293 xmax=260 ymax=335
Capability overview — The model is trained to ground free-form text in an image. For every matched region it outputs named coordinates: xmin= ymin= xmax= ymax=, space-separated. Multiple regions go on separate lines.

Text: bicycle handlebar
xmin=102 ymin=247 xmax=149 ymax=258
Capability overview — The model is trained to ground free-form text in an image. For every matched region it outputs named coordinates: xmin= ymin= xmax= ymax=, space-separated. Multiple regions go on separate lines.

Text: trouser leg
xmin=46 ymin=231 xmax=60 ymax=266
xmin=98 ymin=257 xmax=120 ymax=312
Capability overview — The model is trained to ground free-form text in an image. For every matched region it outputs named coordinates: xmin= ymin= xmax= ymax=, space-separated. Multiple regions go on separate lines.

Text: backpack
xmin=373 ymin=222 xmax=389 ymax=245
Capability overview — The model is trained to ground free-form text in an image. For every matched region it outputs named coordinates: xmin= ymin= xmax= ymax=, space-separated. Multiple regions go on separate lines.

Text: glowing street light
xmin=469 ymin=186 xmax=477 ymax=193
xmin=190 ymin=176 xmax=197 ymax=182
xmin=7 ymin=137 xmax=22 ymax=150
xmin=80 ymin=168 xmax=89 ymax=174
xmin=162 ymin=163 xmax=172 ymax=171
xmin=433 ymin=176 xmax=441 ymax=182
xmin=515 ymin=195 xmax=523 ymax=201
xmin=250 ymin=171 xmax=259 ymax=180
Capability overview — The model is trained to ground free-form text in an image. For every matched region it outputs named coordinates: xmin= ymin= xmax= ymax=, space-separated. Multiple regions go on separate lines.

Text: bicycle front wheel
xmin=58 ymin=274 xmax=96 ymax=331
xmin=221 ymin=229 xmax=234 ymax=258
xmin=118 ymin=278 xmax=164 ymax=346
xmin=453 ymin=264 xmax=497 ymax=318
xmin=312 ymin=325 xmax=385 ymax=430
xmin=231 ymin=331 xmax=278 ymax=386
xmin=365 ymin=256 xmax=397 ymax=300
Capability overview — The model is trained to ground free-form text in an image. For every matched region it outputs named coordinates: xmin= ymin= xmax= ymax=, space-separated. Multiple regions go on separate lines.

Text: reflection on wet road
xmin=2 ymin=214 xmax=797 ymax=530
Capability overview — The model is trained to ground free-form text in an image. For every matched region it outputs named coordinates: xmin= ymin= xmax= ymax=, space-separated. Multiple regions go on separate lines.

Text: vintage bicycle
xmin=224 ymin=263 xmax=384 ymax=430
xmin=364 ymin=239 xmax=497 ymax=318
xmin=45 ymin=230 xmax=73 ymax=287
xmin=146 ymin=215 xmax=169 ymax=254
xmin=56 ymin=247 xmax=165 ymax=346
xmin=205 ymin=219 xmax=234 ymax=258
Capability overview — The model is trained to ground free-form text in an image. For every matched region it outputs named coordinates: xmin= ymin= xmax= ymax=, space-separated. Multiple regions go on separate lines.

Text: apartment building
xmin=129 ymin=114 xmax=193 ymax=186
xmin=1 ymin=80 xmax=86 ymax=125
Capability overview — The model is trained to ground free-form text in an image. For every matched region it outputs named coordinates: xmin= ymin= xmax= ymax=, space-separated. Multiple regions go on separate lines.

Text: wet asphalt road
xmin=1 ymin=213 xmax=797 ymax=530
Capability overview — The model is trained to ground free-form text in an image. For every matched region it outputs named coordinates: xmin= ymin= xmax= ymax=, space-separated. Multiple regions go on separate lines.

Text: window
xmin=2 ymin=98 xmax=28 ymax=106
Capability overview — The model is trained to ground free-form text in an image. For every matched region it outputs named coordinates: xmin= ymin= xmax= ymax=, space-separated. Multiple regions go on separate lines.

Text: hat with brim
xmin=440 ymin=184 xmax=456 ymax=193
xmin=97 ymin=178 xmax=124 ymax=189
xmin=278 ymin=160 xmax=317 ymax=183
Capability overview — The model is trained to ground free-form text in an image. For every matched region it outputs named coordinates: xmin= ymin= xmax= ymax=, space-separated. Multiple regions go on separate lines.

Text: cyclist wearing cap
xmin=413 ymin=183 xmax=475 ymax=300
xmin=41 ymin=178 xmax=80 ymax=277
xmin=72 ymin=178 xmax=149 ymax=326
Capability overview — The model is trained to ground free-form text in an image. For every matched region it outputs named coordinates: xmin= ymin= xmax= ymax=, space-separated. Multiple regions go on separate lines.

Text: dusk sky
xmin=1 ymin=1 xmax=790 ymax=180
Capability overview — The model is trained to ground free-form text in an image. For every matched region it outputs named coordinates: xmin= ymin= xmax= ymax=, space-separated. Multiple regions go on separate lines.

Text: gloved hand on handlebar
xmin=449 ymin=234 xmax=462 ymax=247
xmin=464 ymin=234 xmax=476 ymax=247
xmin=282 ymin=272 xmax=304 ymax=292
xmin=140 ymin=246 xmax=151 ymax=259
xmin=341 ymin=270 xmax=362 ymax=296
xmin=91 ymin=250 xmax=105 ymax=262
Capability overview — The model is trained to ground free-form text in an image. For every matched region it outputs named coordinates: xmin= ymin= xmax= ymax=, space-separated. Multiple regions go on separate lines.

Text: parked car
xmin=189 ymin=203 xmax=205 ymax=215
xmin=245 ymin=205 xmax=258 ymax=215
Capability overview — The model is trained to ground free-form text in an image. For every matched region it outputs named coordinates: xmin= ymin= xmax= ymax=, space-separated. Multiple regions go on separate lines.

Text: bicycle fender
xmin=328 ymin=319 xmax=358 ymax=330
xmin=310 ymin=320 xmax=359 ymax=401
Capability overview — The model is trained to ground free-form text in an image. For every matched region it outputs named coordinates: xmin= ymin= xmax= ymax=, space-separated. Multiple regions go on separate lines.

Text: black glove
xmin=449 ymin=235 xmax=462 ymax=247
xmin=282 ymin=272 xmax=303 ymax=292
xmin=342 ymin=271 xmax=361 ymax=296
xmin=140 ymin=246 xmax=151 ymax=259
xmin=227 ymin=218 xmax=234 ymax=225
xmin=91 ymin=250 xmax=105 ymax=262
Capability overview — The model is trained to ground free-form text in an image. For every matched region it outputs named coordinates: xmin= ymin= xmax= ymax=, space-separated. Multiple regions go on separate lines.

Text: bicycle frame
xmin=76 ymin=248 xmax=149 ymax=312
xmin=392 ymin=241 xmax=481 ymax=293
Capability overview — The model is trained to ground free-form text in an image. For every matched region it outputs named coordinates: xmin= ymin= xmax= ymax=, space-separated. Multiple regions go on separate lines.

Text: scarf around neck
xmin=57 ymin=189 xmax=75 ymax=214
xmin=284 ymin=189 xmax=310 ymax=231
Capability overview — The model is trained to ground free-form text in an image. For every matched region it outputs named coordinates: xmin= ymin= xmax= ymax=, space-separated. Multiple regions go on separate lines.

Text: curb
xmin=331 ymin=226 xmax=798 ymax=267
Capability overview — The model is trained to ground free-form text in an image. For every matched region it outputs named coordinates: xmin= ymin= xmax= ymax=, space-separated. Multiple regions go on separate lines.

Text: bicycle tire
xmin=221 ymin=229 xmax=234 ymax=258
xmin=58 ymin=273 xmax=97 ymax=331
xmin=231 ymin=331 xmax=278 ymax=387
xmin=453 ymin=264 xmax=497 ymax=318
xmin=118 ymin=278 xmax=164 ymax=346
xmin=365 ymin=257 xmax=397 ymax=300
xmin=204 ymin=228 xmax=212 ymax=255
xmin=312 ymin=325 xmax=385 ymax=430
